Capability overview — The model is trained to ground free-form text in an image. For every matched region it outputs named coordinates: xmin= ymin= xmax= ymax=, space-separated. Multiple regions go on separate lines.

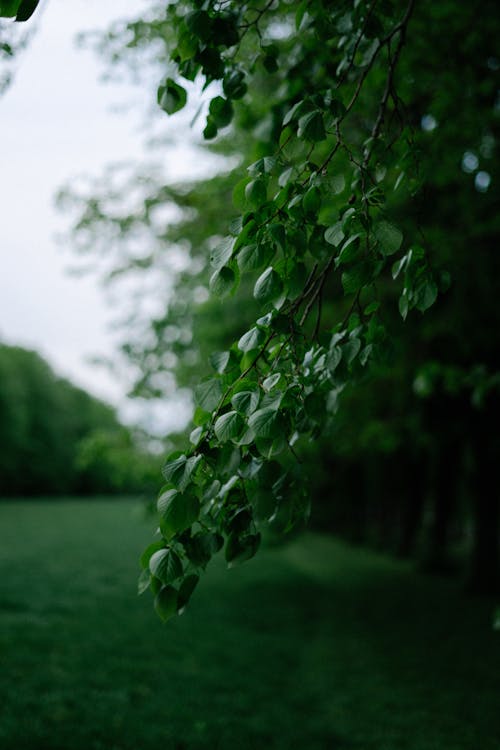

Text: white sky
xmin=0 ymin=0 xmax=201 ymax=434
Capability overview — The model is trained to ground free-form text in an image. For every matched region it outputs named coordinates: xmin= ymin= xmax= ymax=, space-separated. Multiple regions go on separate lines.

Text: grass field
xmin=0 ymin=498 xmax=499 ymax=750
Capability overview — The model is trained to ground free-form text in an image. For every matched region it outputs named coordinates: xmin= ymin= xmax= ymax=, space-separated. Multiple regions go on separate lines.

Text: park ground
xmin=0 ymin=498 xmax=499 ymax=750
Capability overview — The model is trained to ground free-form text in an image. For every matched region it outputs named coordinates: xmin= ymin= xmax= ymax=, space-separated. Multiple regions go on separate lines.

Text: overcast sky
xmin=0 ymin=0 xmax=201 ymax=433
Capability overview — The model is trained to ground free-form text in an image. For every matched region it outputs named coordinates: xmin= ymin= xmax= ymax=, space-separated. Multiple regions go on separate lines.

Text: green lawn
xmin=0 ymin=499 xmax=498 ymax=750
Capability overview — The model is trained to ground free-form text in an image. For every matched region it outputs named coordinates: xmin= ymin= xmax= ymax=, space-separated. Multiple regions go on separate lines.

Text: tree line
xmin=0 ymin=343 xmax=160 ymax=497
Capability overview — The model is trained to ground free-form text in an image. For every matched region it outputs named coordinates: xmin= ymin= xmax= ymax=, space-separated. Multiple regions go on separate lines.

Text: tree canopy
xmin=5 ymin=0 xmax=499 ymax=618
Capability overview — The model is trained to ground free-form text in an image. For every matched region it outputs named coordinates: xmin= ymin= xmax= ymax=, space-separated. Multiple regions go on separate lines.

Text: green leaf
xmin=209 ymin=96 xmax=233 ymax=128
xmin=209 ymin=350 xmax=231 ymax=373
xmin=185 ymin=10 xmax=212 ymax=42
xmin=0 ymin=1 xmax=19 ymax=17
xmin=282 ymin=99 xmax=314 ymax=126
xmin=177 ymin=574 xmax=200 ymax=613
xmin=231 ymin=389 xmax=260 ymax=416
xmin=415 ymin=279 xmax=438 ymax=312
xmin=328 ymin=345 xmax=342 ymax=373
xmin=254 ymin=267 xmax=283 ymax=305
xmin=303 ymin=186 xmax=321 ymax=214
xmin=203 ymin=117 xmax=218 ymax=140
xmin=268 ymin=223 xmax=286 ymax=251
xmin=245 ymin=178 xmax=267 ymax=208
xmin=214 ymin=410 xmax=244 ymax=442
xmin=140 ymin=540 xmax=165 ymax=570
xmin=324 ymin=222 xmax=345 ymax=247
xmin=158 ymin=490 xmax=200 ymax=539
xmin=237 ymin=244 xmax=265 ymax=272
xmin=263 ymin=373 xmax=281 ymax=391
xmin=337 ymin=234 xmax=362 ymax=264
xmin=15 ymin=0 xmax=39 ymax=21
xmin=399 ymin=293 xmax=409 ymax=320
xmin=154 ymin=586 xmax=178 ymax=623
xmin=341 ymin=261 xmax=373 ymax=294
xmin=297 ymin=110 xmax=326 ymax=141
xmin=210 ymin=266 xmax=236 ymax=297
xmin=189 ymin=426 xmax=203 ymax=446
xmin=162 ymin=454 xmax=187 ymax=486
xmin=343 ymin=337 xmax=361 ymax=365
xmin=238 ymin=326 xmax=266 ymax=352
xmin=158 ymin=79 xmax=187 ymax=115
xmin=225 ymin=532 xmax=261 ymax=567
xmin=392 ymin=254 xmax=409 ymax=279
xmin=248 ymin=407 xmax=282 ymax=439
xmin=223 ymin=69 xmax=247 ymax=100
xmin=210 ymin=236 xmax=235 ymax=270
xmin=248 ymin=157 xmax=276 ymax=176
xmin=195 ymin=378 xmax=222 ymax=410
xmin=185 ymin=533 xmax=223 ymax=568
xmin=149 ymin=548 xmax=183 ymax=585
xmin=374 ymin=220 xmax=403 ymax=256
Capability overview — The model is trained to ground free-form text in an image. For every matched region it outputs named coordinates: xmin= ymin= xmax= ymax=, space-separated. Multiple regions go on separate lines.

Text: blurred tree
xmin=30 ymin=0 xmax=500 ymax=614
xmin=0 ymin=343 xmax=160 ymax=496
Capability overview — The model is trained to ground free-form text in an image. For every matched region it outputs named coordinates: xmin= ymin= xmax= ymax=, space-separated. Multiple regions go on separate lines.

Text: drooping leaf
xmin=238 ymin=326 xmax=266 ymax=352
xmin=225 ymin=532 xmax=261 ymax=567
xmin=177 ymin=574 xmax=200 ymax=613
xmin=154 ymin=586 xmax=178 ymax=623
xmin=324 ymin=222 xmax=345 ymax=247
xmin=158 ymin=78 xmax=187 ymax=115
xmin=209 ymin=266 xmax=236 ymax=297
xmin=214 ymin=410 xmax=244 ymax=442
xmin=158 ymin=490 xmax=200 ymax=539
xmin=374 ymin=220 xmax=403 ymax=256
xmin=149 ymin=548 xmax=183 ymax=585
xmin=15 ymin=0 xmax=39 ymax=21
xmin=231 ymin=388 xmax=260 ymax=415
xmin=248 ymin=407 xmax=282 ymax=439
xmin=195 ymin=378 xmax=223 ymax=410
xmin=254 ymin=267 xmax=283 ymax=305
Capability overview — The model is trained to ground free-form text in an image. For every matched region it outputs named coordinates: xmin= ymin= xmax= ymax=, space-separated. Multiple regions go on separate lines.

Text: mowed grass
xmin=0 ymin=499 xmax=499 ymax=750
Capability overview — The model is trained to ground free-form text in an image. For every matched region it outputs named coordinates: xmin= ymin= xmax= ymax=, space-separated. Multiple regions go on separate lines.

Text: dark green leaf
xmin=325 ymin=222 xmax=345 ymax=247
xmin=195 ymin=378 xmax=222 ymax=410
xmin=209 ymin=350 xmax=231 ymax=373
xmin=297 ymin=110 xmax=326 ymax=141
xmin=158 ymin=490 xmax=200 ymax=539
xmin=177 ymin=574 xmax=200 ymax=613
xmin=374 ymin=220 xmax=403 ymax=256
xmin=231 ymin=389 xmax=260 ymax=415
xmin=140 ymin=540 xmax=165 ymax=570
xmin=223 ymin=69 xmax=247 ymax=100
xmin=149 ymin=548 xmax=183 ymax=585
xmin=209 ymin=96 xmax=233 ymax=128
xmin=245 ymin=178 xmax=267 ymax=208
xmin=254 ymin=267 xmax=283 ymax=304
xmin=209 ymin=266 xmax=236 ymax=297
xmin=214 ymin=410 xmax=244 ymax=442
xmin=225 ymin=532 xmax=261 ymax=567
xmin=238 ymin=326 xmax=266 ymax=352
xmin=15 ymin=0 xmax=39 ymax=21
xmin=158 ymin=79 xmax=187 ymax=115
xmin=248 ymin=407 xmax=282 ymax=439
xmin=154 ymin=585 xmax=178 ymax=622
xmin=210 ymin=236 xmax=235 ymax=269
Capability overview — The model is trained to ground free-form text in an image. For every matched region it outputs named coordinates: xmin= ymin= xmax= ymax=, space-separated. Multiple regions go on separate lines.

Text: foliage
xmin=0 ymin=0 xmax=40 ymax=22
xmin=1 ymin=499 xmax=499 ymax=749
xmin=55 ymin=0 xmax=500 ymax=617
xmin=0 ymin=343 xmax=159 ymax=496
